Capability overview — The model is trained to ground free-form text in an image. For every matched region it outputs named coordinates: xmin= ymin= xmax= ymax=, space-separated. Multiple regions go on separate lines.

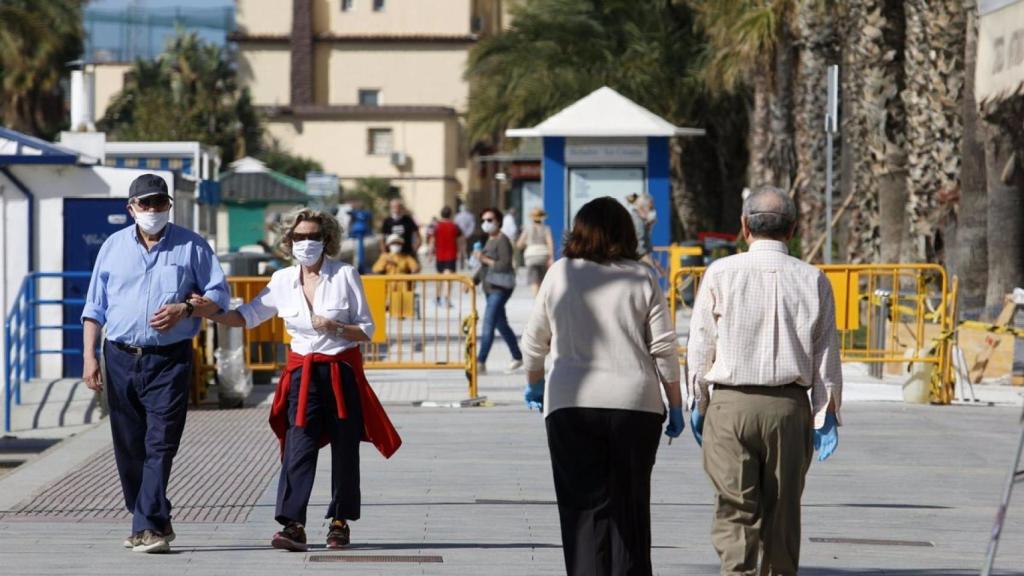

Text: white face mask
xmin=133 ymin=209 xmax=170 ymax=235
xmin=389 ymin=244 xmax=403 ymax=254
xmin=292 ymin=240 xmax=324 ymax=267
xmin=481 ymin=221 xmax=497 ymax=234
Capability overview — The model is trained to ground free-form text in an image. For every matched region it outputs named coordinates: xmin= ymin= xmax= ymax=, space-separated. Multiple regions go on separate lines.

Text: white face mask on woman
xmin=292 ymin=240 xmax=324 ymax=267
xmin=389 ymin=244 xmax=403 ymax=254
xmin=481 ymin=221 xmax=497 ymax=234
xmin=133 ymin=210 xmax=170 ymax=236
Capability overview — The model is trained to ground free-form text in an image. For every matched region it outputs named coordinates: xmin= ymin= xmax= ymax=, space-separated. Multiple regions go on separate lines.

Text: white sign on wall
xmin=565 ymin=139 xmax=647 ymax=165
xmin=977 ymin=0 xmax=1024 ymax=102
xmin=568 ymin=167 xmax=645 ymax=224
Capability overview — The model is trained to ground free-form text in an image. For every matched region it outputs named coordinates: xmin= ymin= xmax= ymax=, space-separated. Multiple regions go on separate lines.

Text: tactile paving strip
xmin=4 ymin=407 xmax=279 ymax=523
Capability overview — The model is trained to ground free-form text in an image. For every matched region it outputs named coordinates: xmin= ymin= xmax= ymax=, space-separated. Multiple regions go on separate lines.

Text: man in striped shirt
xmin=687 ymin=186 xmax=842 ymax=575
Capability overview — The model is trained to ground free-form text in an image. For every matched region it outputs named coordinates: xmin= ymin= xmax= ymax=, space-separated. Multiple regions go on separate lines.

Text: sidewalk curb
xmin=0 ymin=418 xmax=109 ymax=512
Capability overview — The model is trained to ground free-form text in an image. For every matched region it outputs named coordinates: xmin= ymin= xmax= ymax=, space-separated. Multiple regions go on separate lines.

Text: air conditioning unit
xmin=390 ymin=151 xmax=407 ymax=167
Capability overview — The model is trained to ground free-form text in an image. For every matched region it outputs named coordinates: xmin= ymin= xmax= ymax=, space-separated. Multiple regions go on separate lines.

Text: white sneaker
xmin=478 ymin=364 xmax=487 ymax=375
xmin=507 ymin=360 xmax=523 ymax=372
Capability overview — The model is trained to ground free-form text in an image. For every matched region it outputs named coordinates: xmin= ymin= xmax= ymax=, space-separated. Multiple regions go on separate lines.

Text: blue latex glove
xmin=665 ymin=406 xmax=684 ymax=438
xmin=524 ymin=378 xmax=545 ymax=411
xmin=690 ymin=408 xmax=705 ymax=447
xmin=813 ymin=412 xmax=838 ymax=461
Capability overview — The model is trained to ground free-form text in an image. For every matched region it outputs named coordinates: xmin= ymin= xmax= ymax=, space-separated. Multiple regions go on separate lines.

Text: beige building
xmin=233 ymin=0 xmax=515 ymax=223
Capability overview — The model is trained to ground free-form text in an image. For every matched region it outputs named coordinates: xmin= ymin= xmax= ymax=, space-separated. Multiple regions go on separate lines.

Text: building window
xmin=358 ymin=89 xmax=380 ymax=106
xmin=373 ymin=0 xmax=385 ymax=12
xmin=368 ymin=128 xmax=393 ymax=155
xmin=341 ymin=0 xmax=353 ymax=11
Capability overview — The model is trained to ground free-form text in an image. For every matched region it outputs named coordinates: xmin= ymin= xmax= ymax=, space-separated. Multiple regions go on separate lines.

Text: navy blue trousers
xmin=275 ymin=362 xmax=363 ymax=526
xmin=103 ymin=340 xmax=191 ymax=534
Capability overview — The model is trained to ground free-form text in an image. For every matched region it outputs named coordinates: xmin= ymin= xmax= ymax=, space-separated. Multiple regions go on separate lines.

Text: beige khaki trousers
xmin=703 ymin=384 xmax=813 ymax=576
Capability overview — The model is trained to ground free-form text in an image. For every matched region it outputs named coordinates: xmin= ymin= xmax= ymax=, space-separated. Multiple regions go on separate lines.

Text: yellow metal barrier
xmin=206 ymin=274 xmax=478 ymax=399
xmin=670 ymin=263 xmax=956 ymax=404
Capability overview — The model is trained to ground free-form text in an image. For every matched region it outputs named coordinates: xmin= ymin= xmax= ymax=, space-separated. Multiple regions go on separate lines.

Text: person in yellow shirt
xmin=372 ymin=234 xmax=421 ymax=275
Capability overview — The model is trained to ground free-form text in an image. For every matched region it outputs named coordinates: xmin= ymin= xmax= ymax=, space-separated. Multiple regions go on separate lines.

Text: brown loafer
xmin=326 ymin=519 xmax=350 ymax=549
xmin=272 ymin=522 xmax=308 ymax=552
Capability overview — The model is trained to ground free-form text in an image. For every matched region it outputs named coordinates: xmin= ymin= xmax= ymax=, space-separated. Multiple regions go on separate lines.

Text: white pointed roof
xmin=229 ymin=156 xmax=268 ymax=173
xmin=506 ymin=86 xmax=704 ymax=138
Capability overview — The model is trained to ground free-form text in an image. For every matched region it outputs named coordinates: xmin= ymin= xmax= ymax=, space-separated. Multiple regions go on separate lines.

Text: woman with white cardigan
xmin=521 ymin=196 xmax=684 ymax=576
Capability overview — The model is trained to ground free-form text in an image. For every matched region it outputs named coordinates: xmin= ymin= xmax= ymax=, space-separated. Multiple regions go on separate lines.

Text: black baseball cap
xmin=129 ymin=174 xmax=171 ymax=200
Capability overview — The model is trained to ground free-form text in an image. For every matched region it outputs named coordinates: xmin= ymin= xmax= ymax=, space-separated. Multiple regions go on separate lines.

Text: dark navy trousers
xmin=103 ymin=340 xmax=191 ymax=534
xmin=275 ymin=361 xmax=363 ymax=526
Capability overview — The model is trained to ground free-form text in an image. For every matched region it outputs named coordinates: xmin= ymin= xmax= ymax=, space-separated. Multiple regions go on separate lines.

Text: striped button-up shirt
xmin=686 ymin=240 xmax=842 ymax=428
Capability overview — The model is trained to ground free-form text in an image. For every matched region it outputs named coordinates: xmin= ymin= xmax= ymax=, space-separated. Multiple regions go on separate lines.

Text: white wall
xmin=0 ymin=165 xmax=173 ymax=383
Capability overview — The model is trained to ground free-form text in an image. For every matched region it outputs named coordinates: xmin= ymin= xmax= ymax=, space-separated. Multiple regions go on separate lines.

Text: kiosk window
xmin=568 ymin=167 xmax=645 ymax=224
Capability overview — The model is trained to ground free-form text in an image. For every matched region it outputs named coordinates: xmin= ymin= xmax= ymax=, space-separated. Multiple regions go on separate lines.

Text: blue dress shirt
xmin=81 ymin=223 xmax=231 ymax=346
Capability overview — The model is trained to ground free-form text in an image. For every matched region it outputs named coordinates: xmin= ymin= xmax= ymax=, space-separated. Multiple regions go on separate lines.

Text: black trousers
xmin=104 ymin=340 xmax=192 ymax=534
xmin=275 ymin=361 xmax=363 ymax=526
xmin=545 ymin=407 xmax=663 ymax=576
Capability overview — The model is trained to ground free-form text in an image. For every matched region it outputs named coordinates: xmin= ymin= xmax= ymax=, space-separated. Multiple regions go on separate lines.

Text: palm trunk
xmin=956 ymin=0 xmax=989 ymax=319
xmin=768 ymin=20 xmax=798 ymax=191
xmin=901 ymin=0 xmax=965 ymax=263
xmin=748 ymin=73 xmax=773 ymax=189
xmin=866 ymin=0 xmax=908 ymax=265
xmin=793 ymin=3 xmax=836 ymax=259
xmin=983 ymin=124 xmax=1024 ymax=313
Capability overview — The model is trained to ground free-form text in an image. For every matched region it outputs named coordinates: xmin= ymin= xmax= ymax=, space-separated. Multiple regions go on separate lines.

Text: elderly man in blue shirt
xmin=81 ymin=174 xmax=230 ymax=554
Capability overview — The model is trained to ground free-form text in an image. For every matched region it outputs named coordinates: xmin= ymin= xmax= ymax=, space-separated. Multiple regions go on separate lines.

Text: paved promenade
xmin=1 ymin=283 xmax=1023 ymax=575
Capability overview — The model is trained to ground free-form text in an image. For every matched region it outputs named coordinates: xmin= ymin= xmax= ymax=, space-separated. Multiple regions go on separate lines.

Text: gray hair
xmin=742 ymin=186 xmax=796 ymax=239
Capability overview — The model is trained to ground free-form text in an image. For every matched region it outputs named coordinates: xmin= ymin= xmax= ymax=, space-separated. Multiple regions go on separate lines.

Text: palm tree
xmin=690 ymin=0 xmax=799 ymax=191
xmin=901 ymin=0 xmax=965 ymax=263
xmin=955 ymin=0 xmax=989 ymax=318
xmin=981 ymin=97 xmax=1024 ymax=313
xmin=792 ymin=1 xmax=837 ymax=258
xmin=99 ymin=31 xmax=263 ymax=163
xmin=465 ymin=0 xmax=749 ymax=239
xmin=0 ymin=0 xmax=84 ymax=137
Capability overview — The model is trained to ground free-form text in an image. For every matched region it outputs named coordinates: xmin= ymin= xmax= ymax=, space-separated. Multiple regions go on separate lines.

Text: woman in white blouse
xmin=191 ymin=208 xmax=400 ymax=553
xmin=521 ymin=197 xmax=683 ymax=576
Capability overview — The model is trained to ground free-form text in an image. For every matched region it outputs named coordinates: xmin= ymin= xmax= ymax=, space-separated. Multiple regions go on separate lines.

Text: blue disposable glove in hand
xmin=690 ymin=408 xmax=705 ymax=446
xmin=664 ymin=406 xmax=685 ymax=438
xmin=524 ymin=378 xmax=545 ymax=411
xmin=813 ymin=412 xmax=839 ymax=462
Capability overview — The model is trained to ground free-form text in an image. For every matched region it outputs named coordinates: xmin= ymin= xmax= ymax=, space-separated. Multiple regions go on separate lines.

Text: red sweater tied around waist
xmin=269 ymin=348 xmax=401 ymax=459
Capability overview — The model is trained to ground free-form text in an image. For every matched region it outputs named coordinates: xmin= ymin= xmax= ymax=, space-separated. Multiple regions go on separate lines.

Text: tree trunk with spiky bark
xmin=748 ymin=73 xmax=773 ymax=189
xmin=861 ymin=0 xmax=908 ymax=265
xmin=793 ymin=4 xmax=836 ymax=259
xmin=956 ymin=0 xmax=989 ymax=319
xmin=901 ymin=0 xmax=965 ymax=263
xmin=982 ymin=97 xmax=1024 ymax=313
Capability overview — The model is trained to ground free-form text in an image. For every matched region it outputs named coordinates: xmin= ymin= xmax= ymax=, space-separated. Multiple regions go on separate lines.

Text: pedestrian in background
xmin=687 ymin=186 xmax=842 ymax=575
xmin=380 ymin=198 xmax=421 ymax=259
xmin=372 ymin=234 xmax=422 ymax=276
xmin=191 ymin=208 xmax=401 ymax=552
xmin=501 ymin=206 xmax=519 ymax=242
xmin=431 ymin=206 xmax=461 ymax=274
xmin=521 ymin=196 xmax=683 ymax=576
xmin=516 ymin=207 xmax=554 ymax=296
xmin=626 ymin=193 xmax=661 ymax=273
xmin=454 ymin=203 xmax=476 ymax=269
xmin=474 ymin=207 xmax=523 ymax=374
xmin=81 ymin=174 xmax=230 ymax=554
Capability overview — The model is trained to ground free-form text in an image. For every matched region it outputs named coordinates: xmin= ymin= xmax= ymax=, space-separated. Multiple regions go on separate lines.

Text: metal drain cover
xmin=810 ymin=537 xmax=934 ymax=547
xmin=308 ymin=554 xmax=443 ymax=563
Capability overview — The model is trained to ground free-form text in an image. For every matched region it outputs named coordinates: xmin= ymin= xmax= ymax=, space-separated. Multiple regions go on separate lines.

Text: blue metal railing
xmin=4 ymin=271 xmax=91 ymax=432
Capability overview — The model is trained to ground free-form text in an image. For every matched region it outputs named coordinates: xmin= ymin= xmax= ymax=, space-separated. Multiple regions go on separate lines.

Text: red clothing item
xmin=433 ymin=220 xmax=460 ymax=262
xmin=270 ymin=348 xmax=402 ymax=459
